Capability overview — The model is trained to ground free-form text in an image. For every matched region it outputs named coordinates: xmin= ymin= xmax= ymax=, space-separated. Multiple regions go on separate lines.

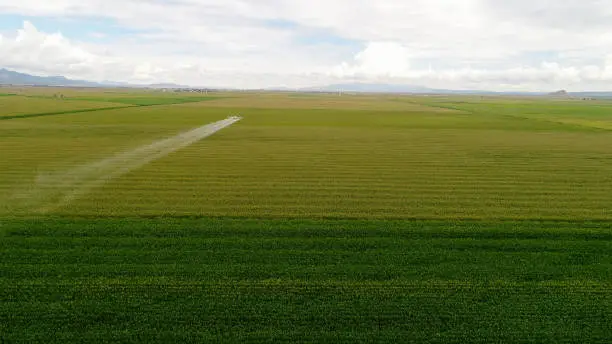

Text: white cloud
xmin=0 ymin=21 xmax=101 ymax=77
xmin=0 ymin=21 xmax=334 ymax=87
xmin=330 ymin=45 xmax=612 ymax=91
xmin=333 ymin=42 xmax=411 ymax=78
xmin=2 ymin=1 xmax=612 ymax=90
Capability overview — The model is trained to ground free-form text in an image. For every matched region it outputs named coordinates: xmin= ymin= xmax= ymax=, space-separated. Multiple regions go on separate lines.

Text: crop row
xmin=1 ymin=217 xmax=610 ymax=343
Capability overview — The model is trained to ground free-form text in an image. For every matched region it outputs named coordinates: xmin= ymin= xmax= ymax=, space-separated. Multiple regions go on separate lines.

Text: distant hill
xmin=147 ymin=83 xmax=192 ymax=89
xmin=548 ymin=89 xmax=570 ymax=97
xmin=296 ymin=83 xmax=539 ymax=95
xmin=300 ymin=83 xmax=433 ymax=93
xmin=0 ymin=68 xmax=102 ymax=87
xmin=4 ymin=68 xmax=612 ymax=97
xmin=0 ymin=68 xmax=202 ymax=89
xmin=570 ymin=91 xmax=612 ymax=99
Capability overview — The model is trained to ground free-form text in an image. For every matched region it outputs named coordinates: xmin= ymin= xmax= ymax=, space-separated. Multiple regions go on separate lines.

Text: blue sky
xmin=1 ymin=0 xmax=612 ymax=90
xmin=0 ymin=15 xmax=128 ymax=39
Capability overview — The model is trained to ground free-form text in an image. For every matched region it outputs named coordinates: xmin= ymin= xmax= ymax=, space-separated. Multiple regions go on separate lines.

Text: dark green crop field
xmin=0 ymin=89 xmax=611 ymax=343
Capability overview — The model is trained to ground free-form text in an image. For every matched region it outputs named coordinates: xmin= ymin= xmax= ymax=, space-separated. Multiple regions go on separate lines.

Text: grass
xmin=74 ymin=95 xmax=223 ymax=106
xmin=0 ymin=96 xmax=128 ymax=118
xmin=1 ymin=218 xmax=610 ymax=343
xmin=406 ymin=96 xmax=612 ymax=130
xmin=0 ymin=105 xmax=133 ymax=121
xmin=21 ymin=103 xmax=611 ymax=220
xmin=0 ymin=89 xmax=611 ymax=342
xmin=0 ymin=93 xmax=224 ymax=120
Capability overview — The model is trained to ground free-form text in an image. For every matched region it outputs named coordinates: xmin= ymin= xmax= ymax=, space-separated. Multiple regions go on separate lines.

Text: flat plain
xmin=0 ymin=89 xmax=610 ymax=343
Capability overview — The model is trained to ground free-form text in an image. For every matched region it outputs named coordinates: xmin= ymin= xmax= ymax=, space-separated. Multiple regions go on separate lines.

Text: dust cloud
xmin=12 ymin=116 xmax=241 ymax=214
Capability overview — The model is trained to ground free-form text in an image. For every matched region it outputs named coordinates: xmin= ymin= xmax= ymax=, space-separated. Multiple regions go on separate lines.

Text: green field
xmin=1 ymin=90 xmax=611 ymax=342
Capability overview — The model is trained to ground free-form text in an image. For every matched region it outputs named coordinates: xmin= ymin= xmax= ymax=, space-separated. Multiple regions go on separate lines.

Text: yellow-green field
xmin=0 ymin=89 xmax=610 ymax=343
xmin=2 ymin=91 xmax=612 ymax=219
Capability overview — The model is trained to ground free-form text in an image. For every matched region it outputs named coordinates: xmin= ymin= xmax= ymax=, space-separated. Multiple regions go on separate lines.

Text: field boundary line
xmin=401 ymin=99 xmax=609 ymax=131
xmin=391 ymin=99 xmax=475 ymax=114
xmin=0 ymin=96 xmax=227 ymax=121
xmin=0 ymin=105 xmax=135 ymax=121
xmin=500 ymin=113 xmax=610 ymax=131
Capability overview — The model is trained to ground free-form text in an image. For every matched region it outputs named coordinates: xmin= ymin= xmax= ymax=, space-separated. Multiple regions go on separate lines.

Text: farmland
xmin=0 ymin=89 xmax=611 ymax=343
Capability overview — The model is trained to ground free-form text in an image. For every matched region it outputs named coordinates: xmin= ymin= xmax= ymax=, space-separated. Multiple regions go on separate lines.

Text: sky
xmin=1 ymin=0 xmax=612 ymax=91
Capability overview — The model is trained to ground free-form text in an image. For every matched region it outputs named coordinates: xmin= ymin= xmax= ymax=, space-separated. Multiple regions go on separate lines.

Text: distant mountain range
xmin=0 ymin=68 xmax=190 ymax=89
xmin=277 ymin=83 xmax=612 ymax=97
xmin=147 ymin=83 xmax=192 ymax=89
xmin=3 ymin=67 xmax=612 ymax=97
xmin=548 ymin=89 xmax=570 ymax=97
xmin=0 ymin=68 xmax=103 ymax=87
xmin=296 ymin=83 xmax=509 ymax=95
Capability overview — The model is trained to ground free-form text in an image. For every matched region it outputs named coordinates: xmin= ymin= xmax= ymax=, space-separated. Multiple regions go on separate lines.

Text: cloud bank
xmin=1 ymin=0 xmax=612 ymax=90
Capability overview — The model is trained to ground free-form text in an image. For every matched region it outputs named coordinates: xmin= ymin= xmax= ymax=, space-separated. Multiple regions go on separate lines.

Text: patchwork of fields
xmin=0 ymin=89 xmax=610 ymax=342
